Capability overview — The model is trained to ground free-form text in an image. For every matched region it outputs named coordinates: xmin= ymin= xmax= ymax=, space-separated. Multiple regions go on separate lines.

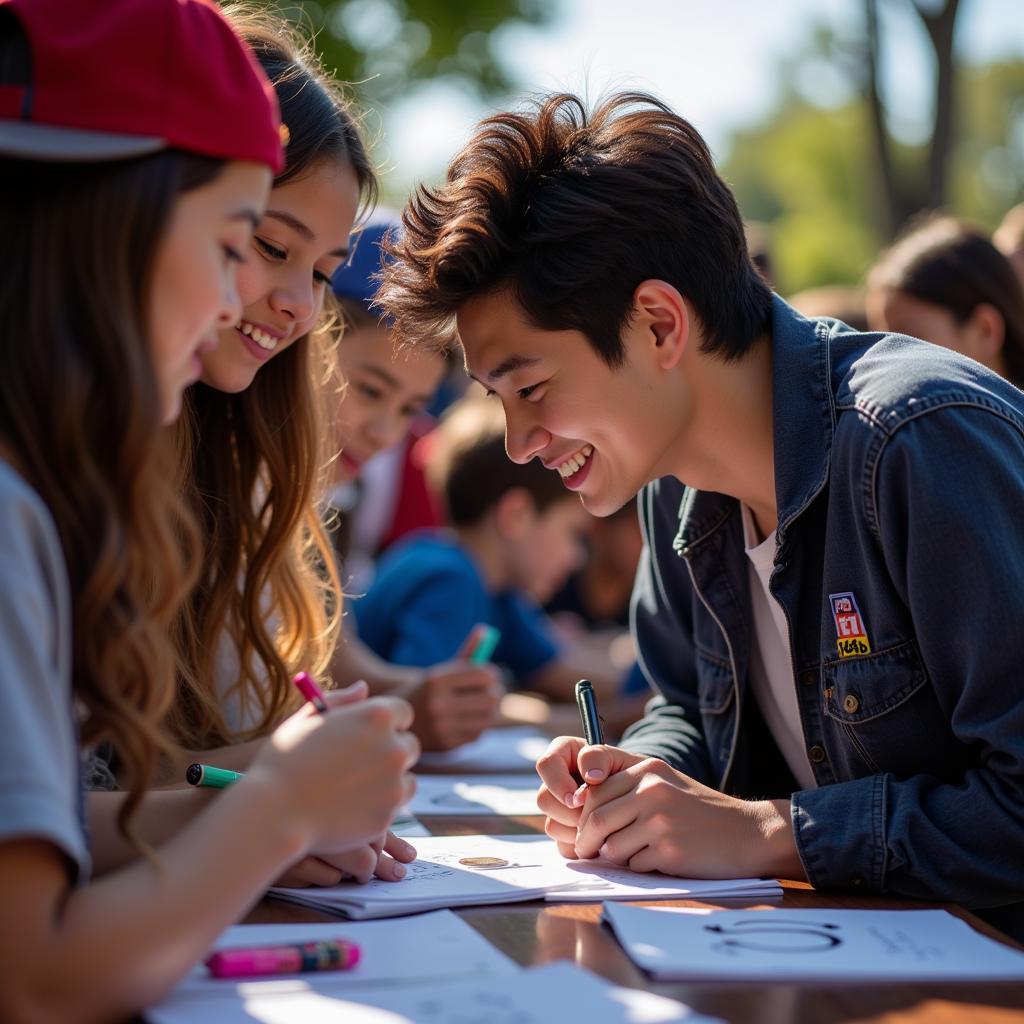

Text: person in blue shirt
xmin=356 ymin=531 xmax=562 ymax=681
xmin=355 ymin=397 xmax=629 ymax=706
xmin=374 ymin=91 xmax=1024 ymax=939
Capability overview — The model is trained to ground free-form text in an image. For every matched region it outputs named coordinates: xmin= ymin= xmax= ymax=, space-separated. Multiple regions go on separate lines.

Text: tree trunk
xmin=915 ymin=0 xmax=961 ymax=211
xmin=863 ymin=0 xmax=894 ymax=234
xmin=863 ymin=0 xmax=902 ymax=236
xmin=863 ymin=0 xmax=963 ymax=237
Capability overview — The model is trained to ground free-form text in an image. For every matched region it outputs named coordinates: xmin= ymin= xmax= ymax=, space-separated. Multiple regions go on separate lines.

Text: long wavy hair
xmin=166 ymin=8 xmax=378 ymax=749
xmin=0 ymin=152 xmax=218 ymax=838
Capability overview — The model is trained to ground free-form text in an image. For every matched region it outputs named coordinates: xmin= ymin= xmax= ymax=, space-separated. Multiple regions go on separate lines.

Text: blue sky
xmin=377 ymin=0 xmax=1024 ymax=196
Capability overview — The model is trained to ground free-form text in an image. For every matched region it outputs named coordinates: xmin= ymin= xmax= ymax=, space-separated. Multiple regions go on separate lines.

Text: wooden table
xmin=248 ymin=812 xmax=1024 ymax=1023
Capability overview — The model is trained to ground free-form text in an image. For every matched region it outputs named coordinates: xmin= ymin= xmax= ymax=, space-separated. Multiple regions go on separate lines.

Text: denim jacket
xmin=623 ymin=295 xmax=1024 ymax=918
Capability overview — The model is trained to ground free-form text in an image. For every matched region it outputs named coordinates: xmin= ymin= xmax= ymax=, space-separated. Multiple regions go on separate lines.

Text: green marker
xmin=468 ymin=624 xmax=500 ymax=664
xmin=186 ymin=763 xmax=244 ymax=788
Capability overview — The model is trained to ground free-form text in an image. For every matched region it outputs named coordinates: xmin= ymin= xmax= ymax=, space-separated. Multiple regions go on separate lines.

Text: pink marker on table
xmin=293 ymin=671 xmax=328 ymax=714
xmin=206 ymin=938 xmax=360 ymax=979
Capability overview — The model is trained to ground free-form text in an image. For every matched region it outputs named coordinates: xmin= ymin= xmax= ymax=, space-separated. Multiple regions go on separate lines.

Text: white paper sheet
xmin=603 ymin=903 xmax=1024 ymax=982
xmin=408 ymin=774 xmax=542 ymax=816
xmin=149 ymin=961 xmax=717 ymax=1024
xmin=544 ymin=852 xmax=781 ymax=904
xmin=147 ymin=910 xmax=518 ymax=1023
xmin=270 ymin=834 xmax=781 ymax=919
xmin=416 ymin=727 xmax=549 ymax=773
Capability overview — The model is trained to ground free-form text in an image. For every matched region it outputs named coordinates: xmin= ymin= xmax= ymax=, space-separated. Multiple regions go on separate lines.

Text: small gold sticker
xmin=458 ymin=856 xmax=509 ymax=869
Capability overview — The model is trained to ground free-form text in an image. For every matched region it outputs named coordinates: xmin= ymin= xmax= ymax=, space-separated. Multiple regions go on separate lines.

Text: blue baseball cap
xmin=332 ymin=213 xmax=401 ymax=317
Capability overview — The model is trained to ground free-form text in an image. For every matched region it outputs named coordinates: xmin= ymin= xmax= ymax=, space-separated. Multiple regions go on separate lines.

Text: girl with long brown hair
xmin=0 ymin=2 xmax=416 ymax=1019
xmin=164 ymin=9 xmax=500 ymax=779
xmin=168 ymin=7 xmax=370 ymax=756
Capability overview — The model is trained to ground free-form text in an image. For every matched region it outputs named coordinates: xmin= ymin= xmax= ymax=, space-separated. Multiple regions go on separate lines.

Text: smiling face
xmin=199 ymin=157 xmax=360 ymax=393
xmin=331 ymin=322 xmax=448 ymax=482
xmin=457 ymin=288 xmax=689 ymax=517
xmin=148 ymin=160 xmax=271 ymax=423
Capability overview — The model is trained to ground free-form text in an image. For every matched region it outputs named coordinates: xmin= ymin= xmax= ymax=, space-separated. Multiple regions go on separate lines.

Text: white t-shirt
xmin=740 ymin=504 xmax=817 ymax=791
xmin=0 ymin=460 xmax=90 ymax=879
xmin=212 ymin=606 xmax=277 ymax=736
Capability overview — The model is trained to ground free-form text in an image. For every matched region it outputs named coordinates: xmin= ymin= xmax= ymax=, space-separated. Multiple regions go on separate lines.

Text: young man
xmin=376 ymin=92 xmax=1024 ymax=935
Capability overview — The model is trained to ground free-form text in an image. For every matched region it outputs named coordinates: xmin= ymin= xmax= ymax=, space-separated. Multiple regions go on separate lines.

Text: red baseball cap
xmin=0 ymin=0 xmax=283 ymax=172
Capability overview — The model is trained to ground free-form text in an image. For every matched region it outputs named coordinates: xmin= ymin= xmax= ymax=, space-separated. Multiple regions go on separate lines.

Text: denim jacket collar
xmin=674 ymin=294 xmax=836 ymax=555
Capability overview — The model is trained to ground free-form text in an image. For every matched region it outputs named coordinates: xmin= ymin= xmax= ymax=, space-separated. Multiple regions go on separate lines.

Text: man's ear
xmin=494 ymin=486 xmax=535 ymax=539
xmin=965 ymin=302 xmax=1006 ymax=362
xmin=633 ymin=279 xmax=691 ymax=370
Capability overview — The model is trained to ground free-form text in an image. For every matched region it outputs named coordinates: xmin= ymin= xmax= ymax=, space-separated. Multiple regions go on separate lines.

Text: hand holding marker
xmin=186 ymin=673 xmax=354 ymax=787
xmin=407 ymin=624 xmax=501 ymax=753
xmin=202 ymin=673 xmax=366 ymax=979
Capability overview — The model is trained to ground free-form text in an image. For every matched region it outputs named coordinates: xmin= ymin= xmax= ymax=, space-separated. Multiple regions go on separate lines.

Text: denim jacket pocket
xmin=821 ymin=638 xmax=943 ymax=777
xmin=824 ymin=639 xmax=927 ymax=722
xmin=695 ymin=645 xmax=735 ymax=715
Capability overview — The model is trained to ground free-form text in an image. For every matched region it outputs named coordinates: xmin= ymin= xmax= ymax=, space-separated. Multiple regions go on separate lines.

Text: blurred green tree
xmin=952 ymin=59 xmax=1024 ymax=225
xmin=276 ymin=0 xmax=554 ymax=103
xmin=725 ymin=5 xmax=1024 ymax=294
xmin=725 ymin=101 xmax=884 ymax=293
xmin=768 ymin=1 xmax=961 ymax=237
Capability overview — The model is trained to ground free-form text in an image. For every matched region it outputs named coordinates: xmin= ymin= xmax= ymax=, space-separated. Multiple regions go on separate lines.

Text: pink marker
xmin=293 ymin=671 xmax=328 ymax=714
xmin=206 ymin=938 xmax=360 ymax=979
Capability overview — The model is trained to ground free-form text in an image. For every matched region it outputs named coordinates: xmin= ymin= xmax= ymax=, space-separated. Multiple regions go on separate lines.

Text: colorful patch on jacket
xmin=829 ymin=592 xmax=871 ymax=658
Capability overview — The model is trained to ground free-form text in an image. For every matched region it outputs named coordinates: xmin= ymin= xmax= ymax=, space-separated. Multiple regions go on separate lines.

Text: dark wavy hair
xmin=0 ymin=151 xmax=214 ymax=840
xmin=168 ymin=6 xmax=378 ymax=749
xmin=868 ymin=214 xmax=1024 ymax=388
xmin=377 ymin=92 xmax=772 ymax=363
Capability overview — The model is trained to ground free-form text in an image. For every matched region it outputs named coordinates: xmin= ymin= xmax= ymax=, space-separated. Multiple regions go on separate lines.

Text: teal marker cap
xmin=186 ymin=763 xmax=244 ymax=788
xmin=469 ymin=625 xmax=500 ymax=664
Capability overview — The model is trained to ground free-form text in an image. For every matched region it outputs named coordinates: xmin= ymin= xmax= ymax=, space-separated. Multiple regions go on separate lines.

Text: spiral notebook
xmin=270 ymin=833 xmax=781 ymax=919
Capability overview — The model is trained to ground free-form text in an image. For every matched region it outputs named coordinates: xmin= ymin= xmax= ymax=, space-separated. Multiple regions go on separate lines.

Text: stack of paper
xmin=147 ymin=910 xmax=518 ymax=1023
xmin=408 ymin=773 xmax=541 ymax=816
xmin=149 ymin=961 xmax=717 ymax=1024
xmin=416 ymin=726 xmax=549 ymax=773
xmin=270 ymin=834 xmax=781 ymax=919
xmin=603 ymin=904 xmax=1024 ymax=982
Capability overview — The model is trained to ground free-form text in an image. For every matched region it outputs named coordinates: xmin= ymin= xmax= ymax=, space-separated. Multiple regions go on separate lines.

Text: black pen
xmin=575 ymin=678 xmax=604 ymax=746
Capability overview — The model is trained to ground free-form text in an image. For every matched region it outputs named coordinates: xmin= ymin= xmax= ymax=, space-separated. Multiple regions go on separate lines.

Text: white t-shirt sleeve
xmin=0 ymin=463 xmax=89 ymax=880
